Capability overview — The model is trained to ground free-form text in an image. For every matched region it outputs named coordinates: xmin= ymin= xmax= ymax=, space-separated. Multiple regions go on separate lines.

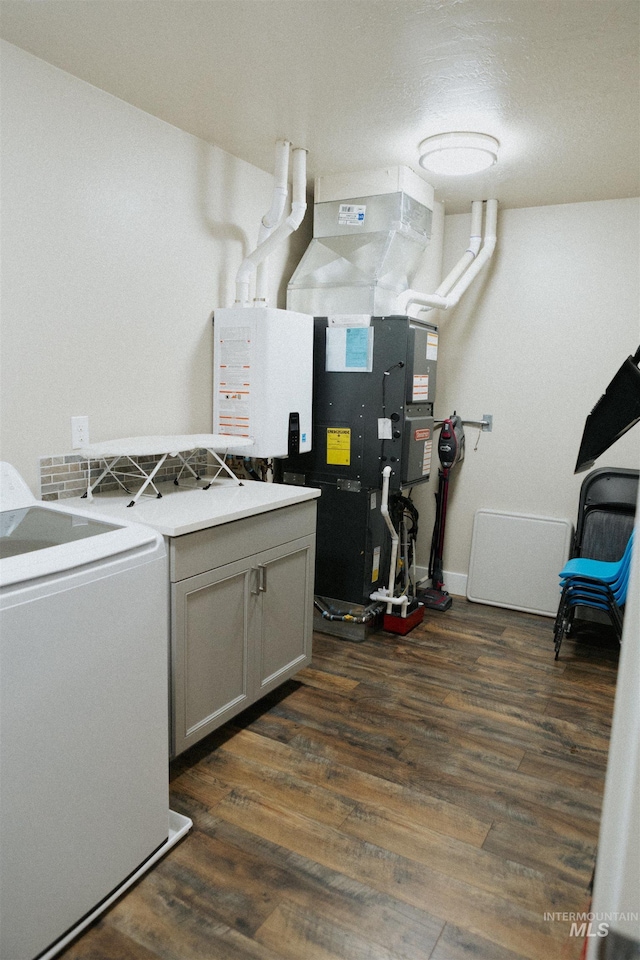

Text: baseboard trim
xmin=415 ymin=566 xmax=468 ymax=599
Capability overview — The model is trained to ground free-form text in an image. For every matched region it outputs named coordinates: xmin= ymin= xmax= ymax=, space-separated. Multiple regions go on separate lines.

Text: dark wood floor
xmin=61 ymin=599 xmax=619 ymax=960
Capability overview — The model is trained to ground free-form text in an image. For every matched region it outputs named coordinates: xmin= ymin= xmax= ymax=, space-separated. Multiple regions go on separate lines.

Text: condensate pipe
xmin=370 ymin=466 xmax=409 ymax=616
xmin=398 ymin=199 xmax=498 ymax=314
xmin=254 ymin=140 xmax=291 ymax=304
xmin=235 ymin=146 xmax=308 ymax=307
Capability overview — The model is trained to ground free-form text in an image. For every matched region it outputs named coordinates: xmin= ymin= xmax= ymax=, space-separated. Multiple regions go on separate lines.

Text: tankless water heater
xmin=213 ymin=307 xmax=314 ymax=459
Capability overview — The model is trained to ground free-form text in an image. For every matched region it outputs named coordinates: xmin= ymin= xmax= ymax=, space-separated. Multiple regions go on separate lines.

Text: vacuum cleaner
xmin=418 ymin=414 xmax=465 ymax=611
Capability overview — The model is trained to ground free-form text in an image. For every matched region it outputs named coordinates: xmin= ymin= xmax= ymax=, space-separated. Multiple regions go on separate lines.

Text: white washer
xmin=0 ymin=463 xmax=191 ymax=960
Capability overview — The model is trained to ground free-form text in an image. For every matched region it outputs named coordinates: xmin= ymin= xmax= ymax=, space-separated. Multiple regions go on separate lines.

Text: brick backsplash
xmin=39 ymin=451 xmax=210 ymax=501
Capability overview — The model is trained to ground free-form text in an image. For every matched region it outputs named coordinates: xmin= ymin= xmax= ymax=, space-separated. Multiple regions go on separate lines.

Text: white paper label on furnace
xmin=412 ymin=374 xmax=429 ymax=402
xmin=328 ymin=315 xmax=371 ymax=328
xmin=377 ymin=418 xmax=393 ymax=440
xmin=426 ymin=331 xmax=439 ymax=361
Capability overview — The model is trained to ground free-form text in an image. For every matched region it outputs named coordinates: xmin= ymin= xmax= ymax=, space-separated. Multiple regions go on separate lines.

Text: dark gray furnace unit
xmin=281 ymin=167 xmax=439 ymax=633
xmin=281 ymin=313 xmax=437 ymax=612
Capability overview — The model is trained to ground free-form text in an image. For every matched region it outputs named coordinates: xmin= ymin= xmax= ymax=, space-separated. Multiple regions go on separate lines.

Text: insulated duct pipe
xmin=254 ymin=140 xmax=291 ymax=304
xmin=398 ymin=199 xmax=498 ymax=314
xmin=235 ymin=146 xmax=308 ymax=307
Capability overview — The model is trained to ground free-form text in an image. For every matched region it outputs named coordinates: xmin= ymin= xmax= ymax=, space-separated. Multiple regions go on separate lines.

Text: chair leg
xmin=553 ymin=585 xmax=572 ymax=659
xmin=565 ymin=605 xmax=576 ymax=636
xmin=553 ymin=593 xmax=569 ymax=660
xmin=610 ymin=601 xmax=624 ymax=642
xmin=554 ymin=615 xmax=566 ymax=659
xmin=553 ymin=588 xmax=567 ymax=635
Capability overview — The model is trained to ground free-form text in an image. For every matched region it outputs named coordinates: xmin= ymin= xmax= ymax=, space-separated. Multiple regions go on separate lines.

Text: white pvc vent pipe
xmin=254 ymin=140 xmax=290 ymax=304
xmin=398 ymin=199 xmax=498 ymax=314
xmin=435 ymin=199 xmax=483 ymax=297
xmin=370 ymin=465 xmax=409 ymax=616
xmin=235 ymin=144 xmax=308 ymax=307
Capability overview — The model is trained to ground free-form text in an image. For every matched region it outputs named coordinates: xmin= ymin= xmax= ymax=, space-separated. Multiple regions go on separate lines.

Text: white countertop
xmin=62 ymin=479 xmax=320 ymax=538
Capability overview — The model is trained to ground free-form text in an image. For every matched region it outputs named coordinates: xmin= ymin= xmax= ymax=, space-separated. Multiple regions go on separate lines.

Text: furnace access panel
xmin=285 ymin=315 xmax=438 ymax=491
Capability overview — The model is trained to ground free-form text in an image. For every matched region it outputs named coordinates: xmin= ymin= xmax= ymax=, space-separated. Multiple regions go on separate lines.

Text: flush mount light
xmin=418 ymin=132 xmax=499 ymax=176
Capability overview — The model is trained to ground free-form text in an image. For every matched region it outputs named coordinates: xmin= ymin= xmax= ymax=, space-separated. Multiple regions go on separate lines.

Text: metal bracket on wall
xmin=457 ymin=416 xmax=493 ymax=432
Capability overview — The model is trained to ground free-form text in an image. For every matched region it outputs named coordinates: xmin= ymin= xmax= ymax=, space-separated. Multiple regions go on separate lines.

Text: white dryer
xmin=0 ymin=463 xmax=191 ymax=960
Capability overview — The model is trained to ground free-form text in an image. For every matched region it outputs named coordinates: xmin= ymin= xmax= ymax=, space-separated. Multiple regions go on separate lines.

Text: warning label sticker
xmin=422 ymin=439 xmax=433 ymax=476
xmin=412 ymin=374 xmax=429 ymax=402
xmin=326 ymin=427 xmax=351 ymax=465
xmin=217 ymin=327 xmax=252 ymax=436
xmin=414 ymin=427 xmax=431 ymax=441
xmin=218 ymin=328 xmax=252 ymax=368
xmin=217 ymin=381 xmax=250 ymax=437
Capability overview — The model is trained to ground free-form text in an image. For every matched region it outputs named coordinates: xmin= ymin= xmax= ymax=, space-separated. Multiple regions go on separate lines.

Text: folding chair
xmin=559 ymin=528 xmax=635 ymax=585
xmin=553 ymin=530 xmax=634 ymax=659
xmin=572 ymin=467 xmax=638 ymax=563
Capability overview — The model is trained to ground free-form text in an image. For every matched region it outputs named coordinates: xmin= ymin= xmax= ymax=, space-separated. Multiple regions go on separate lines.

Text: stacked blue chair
xmin=553 ymin=529 xmax=634 ymax=659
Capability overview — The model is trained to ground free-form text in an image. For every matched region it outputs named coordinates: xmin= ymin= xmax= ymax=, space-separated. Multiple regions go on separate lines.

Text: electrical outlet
xmin=71 ymin=416 xmax=89 ymax=449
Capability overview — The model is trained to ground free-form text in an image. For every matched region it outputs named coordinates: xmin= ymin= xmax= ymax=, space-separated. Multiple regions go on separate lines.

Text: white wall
xmin=412 ymin=198 xmax=640 ymax=588
xmin=0 ymin=41 xmax=311 ymax=494
xmin=2 ymin=41 xmax=638 ymax=551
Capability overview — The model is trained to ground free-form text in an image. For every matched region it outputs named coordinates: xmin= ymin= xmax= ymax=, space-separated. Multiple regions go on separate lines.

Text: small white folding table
xmin=79 ymin=434 xmax=253 ymax=507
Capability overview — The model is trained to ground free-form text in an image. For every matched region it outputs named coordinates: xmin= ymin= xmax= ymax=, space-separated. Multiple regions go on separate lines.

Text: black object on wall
xmin=575 ymin=346 xmax=640 ymax=473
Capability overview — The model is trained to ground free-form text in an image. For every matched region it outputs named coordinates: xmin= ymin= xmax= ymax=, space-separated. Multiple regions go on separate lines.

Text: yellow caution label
xmin=326 ymin=427 xmax=351 ymax=465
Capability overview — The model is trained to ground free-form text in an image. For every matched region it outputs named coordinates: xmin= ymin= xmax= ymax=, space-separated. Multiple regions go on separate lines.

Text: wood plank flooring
xmin=60 ymin=600 xmax=619 ymax=960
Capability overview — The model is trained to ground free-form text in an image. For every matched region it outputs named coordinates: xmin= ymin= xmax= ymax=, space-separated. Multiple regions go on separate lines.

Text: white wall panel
xmin=0 ymin=41 xmax=310 ymax=493
xmin=467 ymin=510 xmax=573 ymax=615
xmin=411 ymin=199 xmax=640 ymax=587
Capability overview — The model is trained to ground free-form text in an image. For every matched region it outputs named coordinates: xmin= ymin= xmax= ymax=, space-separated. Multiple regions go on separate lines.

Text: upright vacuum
xmin=418 ymin=414 xmax=465 ymax=611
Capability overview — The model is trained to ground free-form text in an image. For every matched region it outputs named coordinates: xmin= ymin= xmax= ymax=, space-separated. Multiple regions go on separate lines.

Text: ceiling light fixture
xmin=418 ymin=132 xmax=499 ymax=176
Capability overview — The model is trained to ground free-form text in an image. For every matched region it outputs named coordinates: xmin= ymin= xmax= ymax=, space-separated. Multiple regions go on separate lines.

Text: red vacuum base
xmin=383 ymin=604 xmax=425 ymax=635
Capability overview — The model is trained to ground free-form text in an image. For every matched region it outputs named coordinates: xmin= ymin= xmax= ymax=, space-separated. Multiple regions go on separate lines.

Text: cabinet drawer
xmin=169 ymin=500 xmax=317 ymax=582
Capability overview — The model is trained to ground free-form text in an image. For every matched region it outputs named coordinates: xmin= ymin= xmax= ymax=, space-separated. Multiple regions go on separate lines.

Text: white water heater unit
xmin=213 ymin=306 xmax=313 ymax=459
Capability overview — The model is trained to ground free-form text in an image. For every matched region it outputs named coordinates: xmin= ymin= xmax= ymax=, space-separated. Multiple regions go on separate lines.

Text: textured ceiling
xmin=1 ymin=0 xmax=638 ymax=212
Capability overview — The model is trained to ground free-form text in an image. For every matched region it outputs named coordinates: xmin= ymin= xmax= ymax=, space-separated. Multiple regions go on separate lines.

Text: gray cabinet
xmin=169 ymin=501 xmax=315 ymax=756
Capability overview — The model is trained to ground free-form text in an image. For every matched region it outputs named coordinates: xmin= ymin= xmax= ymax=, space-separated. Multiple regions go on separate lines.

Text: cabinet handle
xmin=252 ymin=564 xmax=267 ymax=594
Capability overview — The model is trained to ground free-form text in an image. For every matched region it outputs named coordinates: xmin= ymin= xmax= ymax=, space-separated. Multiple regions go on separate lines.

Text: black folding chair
xmin=572 ymin=467 xmax=638 ymax=562
xmin=553 ymin=530 xmax=634 ymax=659
xmin=553 ymin=467 xmax=637 ymax=657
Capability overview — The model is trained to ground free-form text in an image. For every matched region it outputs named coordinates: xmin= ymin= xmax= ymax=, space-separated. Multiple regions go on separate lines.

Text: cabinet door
xmin=254 ymin=535 xmax=315 ymax=695
xmin=172 ymin=557 xmax=252 ymax=756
